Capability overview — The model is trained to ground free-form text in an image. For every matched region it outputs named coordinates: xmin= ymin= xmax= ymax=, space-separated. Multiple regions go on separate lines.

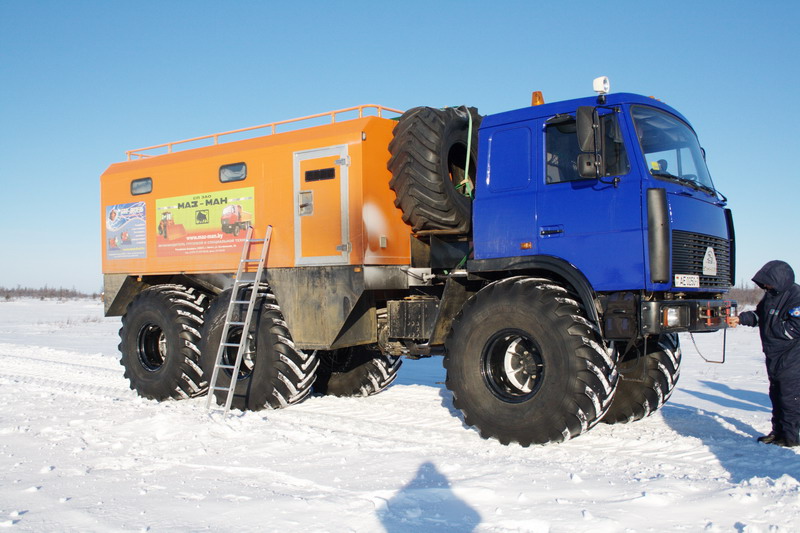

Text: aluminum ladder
xmin=206 ymin=225 xmax=272 ymax=415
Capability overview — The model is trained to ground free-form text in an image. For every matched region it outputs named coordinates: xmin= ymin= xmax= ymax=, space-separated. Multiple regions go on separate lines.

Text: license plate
xmin=674 ymin=274 xmax=700 ymax=288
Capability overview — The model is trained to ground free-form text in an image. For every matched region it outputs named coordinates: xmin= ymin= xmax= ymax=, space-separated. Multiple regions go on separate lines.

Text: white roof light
xmin=593 ymin=76 xmax=610 ymax=96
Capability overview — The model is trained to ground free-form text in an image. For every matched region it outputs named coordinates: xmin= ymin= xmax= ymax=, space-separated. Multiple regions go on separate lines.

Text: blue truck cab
xmin=469 ymin=89 xmax=734 ymax=338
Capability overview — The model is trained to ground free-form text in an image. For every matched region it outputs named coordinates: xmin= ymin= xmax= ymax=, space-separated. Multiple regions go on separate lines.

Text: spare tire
xmin=388 ymin=106 xmax=481 ymax=234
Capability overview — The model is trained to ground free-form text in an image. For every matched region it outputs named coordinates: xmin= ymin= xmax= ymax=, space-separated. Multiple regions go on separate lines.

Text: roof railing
xmin=126 ymin=104 xmax=404 ymax=160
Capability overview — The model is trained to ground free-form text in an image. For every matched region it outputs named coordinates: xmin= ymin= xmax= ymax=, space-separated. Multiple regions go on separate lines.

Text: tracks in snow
xmin=0 ymin=342 xmax=128 ymax=400
xmin=0 ymin=340 xmax=722 ymax=469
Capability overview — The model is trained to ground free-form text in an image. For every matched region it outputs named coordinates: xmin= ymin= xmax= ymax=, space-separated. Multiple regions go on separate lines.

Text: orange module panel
xmin=101 ymin=107 xmax=412 ymax=276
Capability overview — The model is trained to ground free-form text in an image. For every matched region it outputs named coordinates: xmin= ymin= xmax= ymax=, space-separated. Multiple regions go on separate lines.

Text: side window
xmin=545 ymin=114 xmax=629 ymax=184
xmin=220 ymin=162 xmax=246 ymax=183
xmin=545 ymin=120 xmax=581 ymax=184
xmin=131 ymin=177 xmax=152 ymax=195
xmin=487 ymin=127 xmax=531 ymax=192
xmin=601 ymin=114 xmax=630 ymax=176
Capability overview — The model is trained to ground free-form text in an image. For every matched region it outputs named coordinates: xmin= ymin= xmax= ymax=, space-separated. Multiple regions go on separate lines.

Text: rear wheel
xmin=313 ymin=346 xmax=402 ymax=397
xmin=118 ymin=285 xmax=208 ymax=400
xmin=601 ymin=334 xmax=681 ymax=424
xmin=444 ymin=277 xmax=617 ymax=446
xmin=200 ymin=287 xmax=319 ymax=410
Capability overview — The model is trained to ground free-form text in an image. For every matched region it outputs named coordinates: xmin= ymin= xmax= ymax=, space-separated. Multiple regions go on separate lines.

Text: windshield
xmin=631 ymin=105 xmax=715 ymax=193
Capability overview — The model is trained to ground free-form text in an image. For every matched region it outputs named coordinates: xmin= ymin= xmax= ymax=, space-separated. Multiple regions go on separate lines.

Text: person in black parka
xmin=728 ymin=260 xmax=800 ymax=447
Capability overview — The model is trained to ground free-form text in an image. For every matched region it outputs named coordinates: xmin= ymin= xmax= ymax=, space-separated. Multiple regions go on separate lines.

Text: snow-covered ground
xmin=1 ymin=299 xmax=798 ymax=532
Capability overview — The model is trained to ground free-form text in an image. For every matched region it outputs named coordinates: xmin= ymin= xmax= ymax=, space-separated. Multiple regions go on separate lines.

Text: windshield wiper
xmin=650 ymin=171 xmax=715 ymax=196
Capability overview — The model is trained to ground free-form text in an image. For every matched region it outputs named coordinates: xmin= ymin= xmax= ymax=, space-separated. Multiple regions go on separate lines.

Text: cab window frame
xmin=545 ymin=112 xmax=630 ymax=184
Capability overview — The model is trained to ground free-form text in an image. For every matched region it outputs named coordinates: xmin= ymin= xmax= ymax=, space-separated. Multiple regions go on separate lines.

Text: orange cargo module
xmin=101 ymin=105 xmax=411 ymax=280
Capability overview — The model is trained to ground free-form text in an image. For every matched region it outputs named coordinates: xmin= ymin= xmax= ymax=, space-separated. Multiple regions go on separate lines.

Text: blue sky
xmin=1 ymin=0 xmax=798 ymax=292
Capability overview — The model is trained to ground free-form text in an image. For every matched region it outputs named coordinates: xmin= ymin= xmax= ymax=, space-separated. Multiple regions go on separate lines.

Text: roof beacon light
xmin=531 ymin=91 xmax=545 ymax=106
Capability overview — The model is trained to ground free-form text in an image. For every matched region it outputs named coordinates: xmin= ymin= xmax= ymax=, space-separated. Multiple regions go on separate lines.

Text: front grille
xmin=672 ymin=230 xmax=731 ymax=289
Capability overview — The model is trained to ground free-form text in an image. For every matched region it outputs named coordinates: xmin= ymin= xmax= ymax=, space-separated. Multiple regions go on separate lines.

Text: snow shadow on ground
xmin=663 ymin=383 xmax=800 ymax=483
xmin=689 ymin=381 xmax=772 ymax=412
xmin=377 ymin=461 xmax=481 ymax=532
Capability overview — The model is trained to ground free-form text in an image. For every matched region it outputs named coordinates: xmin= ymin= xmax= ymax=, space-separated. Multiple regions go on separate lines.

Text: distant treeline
xmin=726 ymin=285 xmax=763 ymax=307
xmin=1 ymin=286 xmax=100 ymax=300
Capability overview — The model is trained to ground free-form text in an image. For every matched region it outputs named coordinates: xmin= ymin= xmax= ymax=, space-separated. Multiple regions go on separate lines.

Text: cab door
xmin=293 ymin=145 xmax=350 ymax=265
xmin=534 ymin=111 xmax=645 ymax=291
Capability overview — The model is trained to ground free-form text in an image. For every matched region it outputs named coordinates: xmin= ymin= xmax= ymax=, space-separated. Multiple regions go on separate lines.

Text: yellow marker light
xmin=520 ymin=242 xmax=533 ymax=250
xmin=531 ymin=91 xmax=544 ymax=106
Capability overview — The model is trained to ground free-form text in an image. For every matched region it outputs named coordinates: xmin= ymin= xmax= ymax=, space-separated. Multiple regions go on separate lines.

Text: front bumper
xmin=641 ymin=299 xmax=735 ymax=335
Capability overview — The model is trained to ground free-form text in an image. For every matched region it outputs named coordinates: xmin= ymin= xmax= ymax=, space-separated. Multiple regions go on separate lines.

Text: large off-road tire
xmin=313 ymin=346 xmax=402 ymax=397
xmin=601 ymin=334 xmax=681 ymax=424
xmin=200 ymin=287 xmax=318 ymax=410
xmin=388 ymin=106 xmax=481 ymax=234
xmin=444 ymin=277 xmax=618 ymax=446
xmin=118 ymin=284 xmax=209 ymax=400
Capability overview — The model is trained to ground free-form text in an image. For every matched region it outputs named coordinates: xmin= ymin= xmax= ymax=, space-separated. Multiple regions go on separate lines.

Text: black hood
xmin=752 ymin=260 xmax=795 ymax=293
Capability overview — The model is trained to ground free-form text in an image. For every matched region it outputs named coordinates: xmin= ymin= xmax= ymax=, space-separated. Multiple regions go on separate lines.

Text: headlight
xmin=662 ymin=306 xmax=688 ymax=328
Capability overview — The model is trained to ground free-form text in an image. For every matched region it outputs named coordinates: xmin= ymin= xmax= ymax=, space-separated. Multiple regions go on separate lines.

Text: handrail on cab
xmin=126 ymin=104 xmax=405 ymax=160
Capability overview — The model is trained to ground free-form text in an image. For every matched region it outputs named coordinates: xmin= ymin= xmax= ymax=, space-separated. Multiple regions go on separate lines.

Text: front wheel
xmin=601 ymin=334 xmax=681 ymax=424
xmin=444 ymin=277 xmax=618 ymax=446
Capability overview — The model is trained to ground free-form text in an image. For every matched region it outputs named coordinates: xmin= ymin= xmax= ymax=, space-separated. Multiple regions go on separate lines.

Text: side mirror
xmin=576 ymin=106 xmax=597 ymax=153
xmin=577 ymin=153 xmax=602 ymax=179
xmin=576 ymin=106 xmax=606 ymax=178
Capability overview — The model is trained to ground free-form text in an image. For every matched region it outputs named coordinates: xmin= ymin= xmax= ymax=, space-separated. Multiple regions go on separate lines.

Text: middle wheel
xmin=444 ymin=277 xmax=618 ymax=446
xmin=200 ymin=287 xmax=319 ymax=410
xmin=313 ymin=346 xmax=402 ymax=397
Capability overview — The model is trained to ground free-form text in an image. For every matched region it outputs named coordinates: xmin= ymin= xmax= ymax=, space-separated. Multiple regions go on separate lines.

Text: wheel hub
xmin=482 ymin=330 xmax=544 ymax=402
xmin=137 ymin=323 xmax=167 ymax=372
xmin=222 ymin=328 xmax=255 ymax=380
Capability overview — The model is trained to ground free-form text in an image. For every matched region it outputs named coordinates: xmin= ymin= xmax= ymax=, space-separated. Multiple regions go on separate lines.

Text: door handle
xmin=540 ymin=225 xmax=564 ymax=236
xmin=298 ymin=191 xmax=313 ymax=216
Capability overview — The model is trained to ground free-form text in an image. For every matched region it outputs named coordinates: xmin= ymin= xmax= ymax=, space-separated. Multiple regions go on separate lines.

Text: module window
xmin=131 ymin=177 xmax=152 ymax=195
xmin=220 ymin=162 xmax=247 ymax=183
xmin=305 ymin=168 xmax=336 ymax=182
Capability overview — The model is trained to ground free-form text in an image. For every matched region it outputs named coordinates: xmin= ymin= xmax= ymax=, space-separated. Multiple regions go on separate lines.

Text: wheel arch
xmin=467 ymin=255 xmax=600 ymax=324
xmin=104 ymin=273 xmax=227 ymax=317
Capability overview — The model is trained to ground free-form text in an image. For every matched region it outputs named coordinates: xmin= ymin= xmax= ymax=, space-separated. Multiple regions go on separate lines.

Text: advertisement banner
xmin=106 ymin=201 xmax=147 ymax=260
xmin=155 ymin=187 xmax=255 ymax=257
